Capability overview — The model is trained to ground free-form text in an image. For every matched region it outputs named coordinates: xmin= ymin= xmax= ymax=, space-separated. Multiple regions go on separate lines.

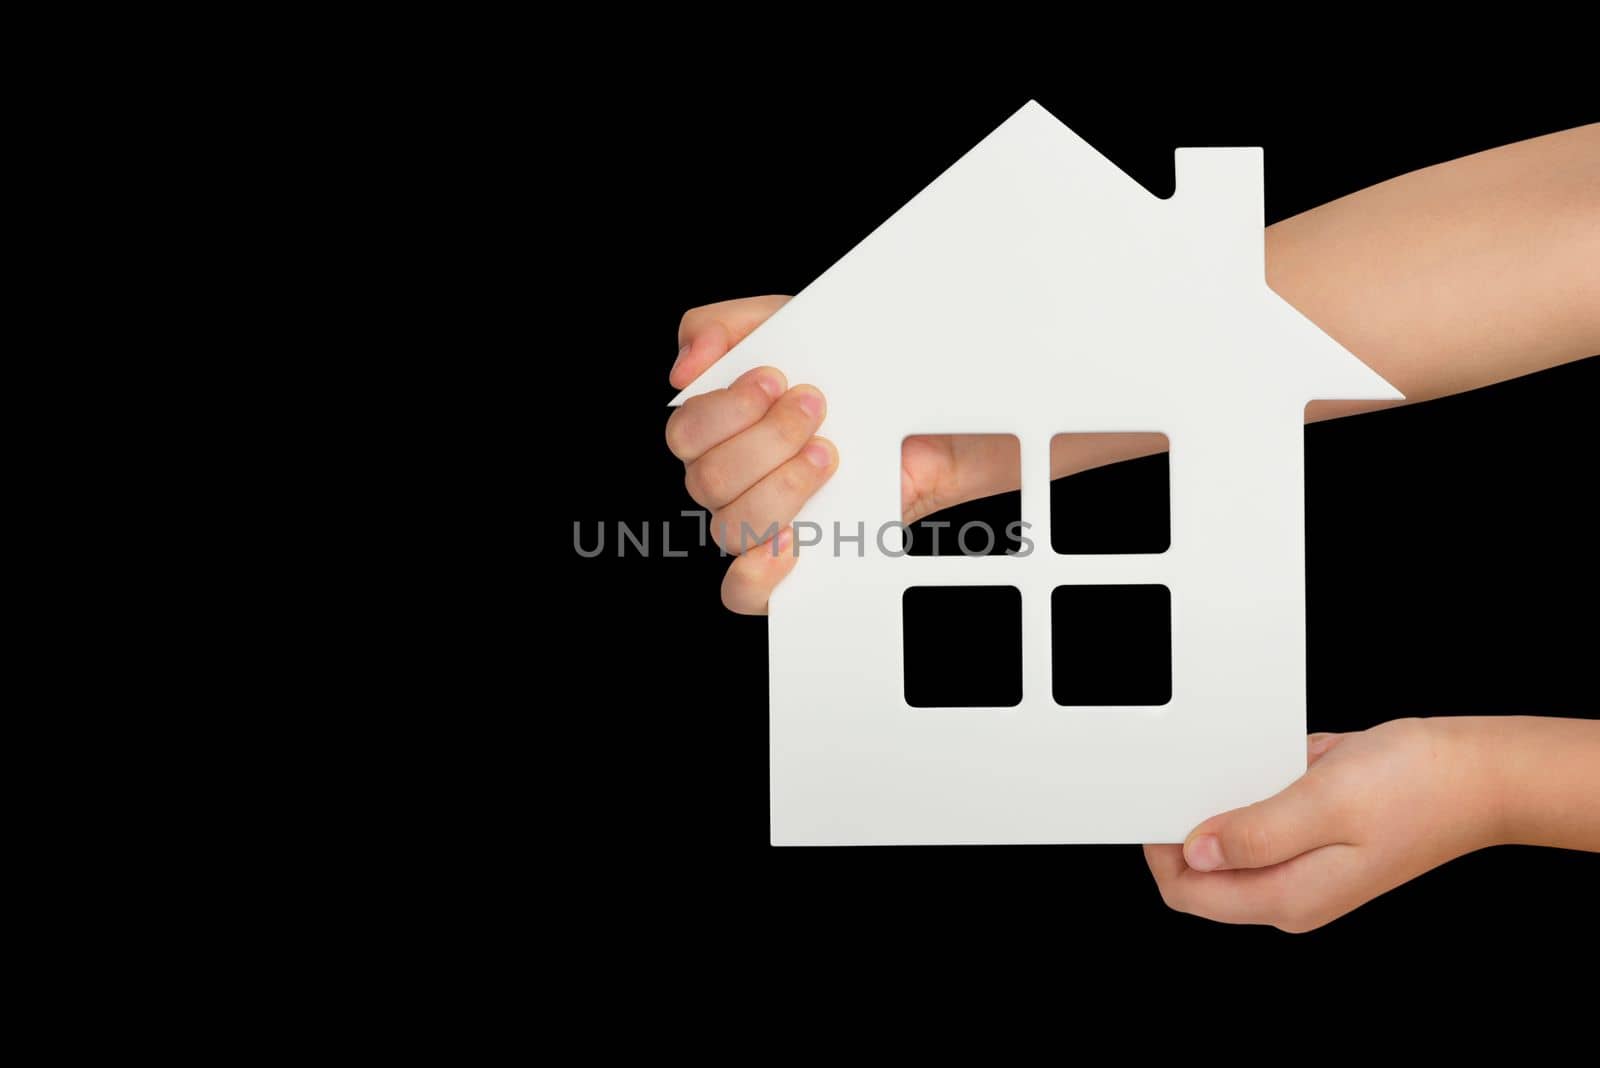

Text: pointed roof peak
xmin=983 ymin=98 xmax=1160 ymax=202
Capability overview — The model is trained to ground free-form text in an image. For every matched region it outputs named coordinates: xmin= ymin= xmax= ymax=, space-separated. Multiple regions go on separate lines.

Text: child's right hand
xmin=665 ymin=296 xmax=838 ymax=615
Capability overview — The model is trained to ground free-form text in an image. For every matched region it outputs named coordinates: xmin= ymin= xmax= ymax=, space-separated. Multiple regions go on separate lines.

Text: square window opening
xmin=1052 ymin=584 xmax=1171 ymax=706
xmin=901 ymin=434 xmax=1022 ymax=556
xmin=903 ymin=585 xmax=1022 ymax=707
xmin=1050 ymin=433 xmax=1170 ymax=554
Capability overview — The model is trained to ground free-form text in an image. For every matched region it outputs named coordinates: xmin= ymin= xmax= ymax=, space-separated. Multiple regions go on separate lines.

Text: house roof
xmin=670 ymin=100 xmax=1403 ymax=410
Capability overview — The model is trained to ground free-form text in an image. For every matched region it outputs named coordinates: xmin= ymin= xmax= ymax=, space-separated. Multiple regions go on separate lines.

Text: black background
xmin=547 ymin=72 xmax=1595 ymax=966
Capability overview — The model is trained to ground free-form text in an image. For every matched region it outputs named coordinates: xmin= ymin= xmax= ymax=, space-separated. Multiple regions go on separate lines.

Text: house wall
xmin=766 ymin=408 xmax=1309 ymax=844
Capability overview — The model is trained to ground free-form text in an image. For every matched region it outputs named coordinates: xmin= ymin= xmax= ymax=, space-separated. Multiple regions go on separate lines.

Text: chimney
xmin=1173 ymin=146 xmax=1265 ymax=280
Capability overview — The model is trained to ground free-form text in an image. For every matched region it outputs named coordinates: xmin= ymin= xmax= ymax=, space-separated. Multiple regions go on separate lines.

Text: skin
xmin=1145 ymin=717 xmax=1600 ymax=932
xmin=663 ymin=125 xmax=1600 ymax=929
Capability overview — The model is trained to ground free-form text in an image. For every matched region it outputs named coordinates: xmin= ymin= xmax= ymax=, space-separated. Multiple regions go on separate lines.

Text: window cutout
xmin=903 ymin=586 xmax=1022 ymax=707
xmin=902 ymin=434 xmax=1021 ymax=556
xmin=1050 ymin=433 xmax=1169 ymax=554
xmin=1052 ymin=585 xmax=1171 ymax=706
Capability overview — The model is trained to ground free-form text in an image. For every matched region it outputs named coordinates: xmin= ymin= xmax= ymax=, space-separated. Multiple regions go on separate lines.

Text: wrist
xmin=1422 ymin=716 xmax=1513 ymax=852
xmin=1443 ymin=715 xmax=1600 ymax=852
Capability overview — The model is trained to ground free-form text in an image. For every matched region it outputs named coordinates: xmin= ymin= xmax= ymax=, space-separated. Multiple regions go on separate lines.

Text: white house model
xmin=670 ymin=100 xmax=1402 ymax=845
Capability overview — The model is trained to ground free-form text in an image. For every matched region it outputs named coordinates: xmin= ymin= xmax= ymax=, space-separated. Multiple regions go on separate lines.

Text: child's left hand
xmin=1144 ymin=718 xmax=1501 ymax=932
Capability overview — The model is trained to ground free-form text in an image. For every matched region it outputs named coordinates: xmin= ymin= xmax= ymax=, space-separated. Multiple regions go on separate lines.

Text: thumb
xmin=671 ymin=295 xmax=792 ymax=389
xmin=669 ymin=319 xmax=732 ymax=390
xmin=1182 ymin=771 xmax=1340 ymax=873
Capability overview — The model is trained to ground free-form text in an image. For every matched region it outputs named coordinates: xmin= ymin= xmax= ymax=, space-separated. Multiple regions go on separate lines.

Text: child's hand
xmin=1144 ymin=718 xmax=1502 ymax=932
xmin=666 ymin=297 xmax=838 ymax=614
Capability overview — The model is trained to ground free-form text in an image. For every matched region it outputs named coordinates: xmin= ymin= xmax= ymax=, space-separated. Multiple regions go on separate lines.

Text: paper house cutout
xmin=670 ymin=100 xmax=1402 ymax=845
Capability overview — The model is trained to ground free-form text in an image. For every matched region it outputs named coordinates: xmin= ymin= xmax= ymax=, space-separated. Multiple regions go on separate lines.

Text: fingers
xmin=670 ymin=319 xmax=733 ymax=392
xmin=672 ymin=295 xmax=792 ymax=389
xmin=684 ymin=386 xmax=827 ymax=511
xmin=666 ymin=366 xmax=788 ymax=463
xmin=668 ymin=295 xmax=809 ymax=616
xmin=1181 ymin=768 xmax=1346 ymax=873
xmin=1144 ymin=842 xmax=1301 ymax=927
xmin=1147 ymin=844 xmax=1362 ymax=932
xmin=1145 ymin=842 xmax=1274 ymax=924
xmin=710 ymin=438 xmax=837 ymax=553
xmin=1141 ymin=843 xmax=1187 ymax=884
xmin=721 ymin=527 xmax=800 ymax=615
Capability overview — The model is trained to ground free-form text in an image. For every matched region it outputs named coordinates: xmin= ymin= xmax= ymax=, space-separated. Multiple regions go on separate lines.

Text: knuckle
xmin=777 ymin=460 xmax=811 ymax=498
xmin=1154 ymin=878 xmax=1185 ymax=915
xmin=1302 ymin=773 xmax=1356 ymax=830
xmin=774 ymin=398 xmax=816 ymax=444
xmin=1240 ymin=822 xmax=1273 ymax=868
xmin=684 ymin=466 xmax=715 ymax=508
xmin=687 ymin=460 xmax=731 ymax=508
xmin=736 ymin=385 xmax=770 ymax=424
xmin=720 ymin=560 xmax=762 ymax=615
xmin=664 ymin=413 xmax=691 ymax=458
xmin=678 ymin=306 xmax=705 ymax=338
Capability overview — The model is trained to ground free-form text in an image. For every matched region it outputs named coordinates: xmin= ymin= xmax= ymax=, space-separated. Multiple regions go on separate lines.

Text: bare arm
xmin=1051 ymin=124 xmax=1600 ymax=478
xmin=1471 ymin=716 xmax=1600 ymax=851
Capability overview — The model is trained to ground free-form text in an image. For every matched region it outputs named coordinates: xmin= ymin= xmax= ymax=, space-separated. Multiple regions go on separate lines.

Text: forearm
xmin=1050 ymin=124 xmax=1600 ymax=481
xmin=1274 ymin=123 xmax=1600 ymax=423
xmin=1435 ymin=716 xmax=1600 ymax=853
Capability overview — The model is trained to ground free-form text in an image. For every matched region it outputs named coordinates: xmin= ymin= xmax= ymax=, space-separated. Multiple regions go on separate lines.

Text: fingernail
xmin=670 ymin=344 xmax=689 ymax=379
xmin=773 ymin=527 xmax=793 ymax=555
xmin=1184 ymin=834 xmax=1224 ymax=872
xmin=803 ymin=441 xmax=832 ymax=469
xmin=796 ymin=390 xmax=823 ymax=419
xmin=755 ymin=373 xmax=784 ymax=401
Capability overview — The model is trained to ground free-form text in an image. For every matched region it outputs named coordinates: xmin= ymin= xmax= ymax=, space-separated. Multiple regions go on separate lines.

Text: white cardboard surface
xmin=670 ymin=100 xmax=1402 ymax=845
